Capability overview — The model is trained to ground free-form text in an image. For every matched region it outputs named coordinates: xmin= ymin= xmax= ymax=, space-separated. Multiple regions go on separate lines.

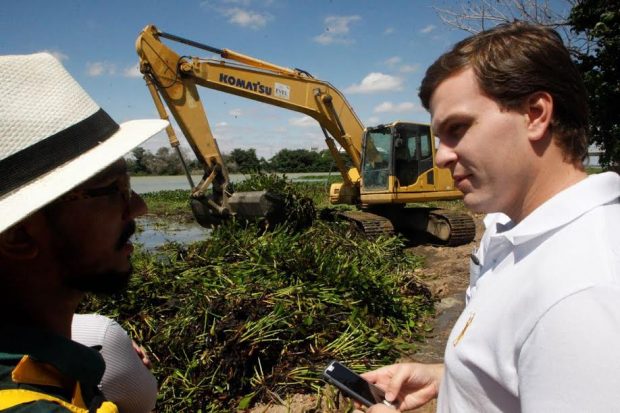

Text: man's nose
xmin=435 ymin=141 xmax=457 ymax=169
xmin=124 ymin=190 xmax=148 ymax=220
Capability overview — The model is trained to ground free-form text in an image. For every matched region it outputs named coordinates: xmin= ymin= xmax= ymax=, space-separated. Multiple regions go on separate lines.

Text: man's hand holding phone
xmin=323 ymin=361 xmax=395 ymax=408
xmin=362 ymin=362 xmax=444 ymax=412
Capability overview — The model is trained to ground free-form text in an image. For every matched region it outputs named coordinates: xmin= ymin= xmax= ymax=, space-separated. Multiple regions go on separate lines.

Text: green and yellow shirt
xmin=0 ymin=326 xmax=117 ymax=412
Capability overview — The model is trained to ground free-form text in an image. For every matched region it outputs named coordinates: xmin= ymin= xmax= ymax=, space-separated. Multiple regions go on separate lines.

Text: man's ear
xmin=525 ymin=91 xmax=553 ymax=142
xmin=0 ymin=221 xmax=40 ymax=260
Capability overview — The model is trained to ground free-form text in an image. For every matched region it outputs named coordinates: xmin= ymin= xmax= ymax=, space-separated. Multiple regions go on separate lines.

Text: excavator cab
xmin=361 ymin=122 xmax=435 ymax=193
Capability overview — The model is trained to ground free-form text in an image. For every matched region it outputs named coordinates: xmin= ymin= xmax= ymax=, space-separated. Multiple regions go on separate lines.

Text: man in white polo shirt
xmin=362 ymin=21 xmax=620 ymax=412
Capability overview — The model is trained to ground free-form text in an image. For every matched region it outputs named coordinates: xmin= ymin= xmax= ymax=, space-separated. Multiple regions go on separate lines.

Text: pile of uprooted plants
xmin=80 ymin=174 xmax=435 ymax=412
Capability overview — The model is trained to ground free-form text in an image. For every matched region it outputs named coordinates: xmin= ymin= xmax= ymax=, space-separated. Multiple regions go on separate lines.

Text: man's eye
xmin=86 ymin=182 xmax=119 ymax=197
xmin=448 ymin=124 xmax=467 ymax=138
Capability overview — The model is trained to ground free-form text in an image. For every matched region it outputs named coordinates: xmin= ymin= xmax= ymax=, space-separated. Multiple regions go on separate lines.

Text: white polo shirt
xmin=437 ymin=172 xmax=620 ymax=412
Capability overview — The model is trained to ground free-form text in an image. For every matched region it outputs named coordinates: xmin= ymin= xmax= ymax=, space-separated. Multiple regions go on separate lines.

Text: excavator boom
xmin=137 ymin=25 xmax=362 ymax=186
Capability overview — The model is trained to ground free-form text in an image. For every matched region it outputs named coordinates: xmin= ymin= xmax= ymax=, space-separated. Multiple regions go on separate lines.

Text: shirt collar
xmin=493 ymin=172 xmax=620 ymax=245
xmin=0 ymin=325 xmax=105 ymax=388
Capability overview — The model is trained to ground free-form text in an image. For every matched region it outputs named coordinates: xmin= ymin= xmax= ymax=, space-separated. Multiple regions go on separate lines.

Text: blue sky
xmin=2 ymin=0 xmax=472 ymax=159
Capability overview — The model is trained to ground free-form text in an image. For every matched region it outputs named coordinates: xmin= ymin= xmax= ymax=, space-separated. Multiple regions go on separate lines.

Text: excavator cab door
xmin=360 ymin=128 xmax=392 ymax=191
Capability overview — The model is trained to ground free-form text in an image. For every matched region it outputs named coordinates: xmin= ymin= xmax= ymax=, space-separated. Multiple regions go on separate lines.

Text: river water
xmin=131 ymin=173 xmax=333 ymax=249
xmin=130 ymin=172 xmax=333 ymax=194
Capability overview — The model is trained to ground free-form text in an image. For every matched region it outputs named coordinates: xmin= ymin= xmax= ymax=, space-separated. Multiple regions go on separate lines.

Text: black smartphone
xmin=322 ymin=360 xmax=394 ymax=408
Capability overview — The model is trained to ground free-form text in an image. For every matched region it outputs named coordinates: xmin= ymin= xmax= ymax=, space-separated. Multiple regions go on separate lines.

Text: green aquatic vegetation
xmin=231 ymin=172 xmax=316 ymax=230
xmin=83 ymin=173 xmax=434 ymax=411
xmin=141 ymin=189 xmax=191 ymax=218
xmin=80 ymin=220 xmax=432 ymax=412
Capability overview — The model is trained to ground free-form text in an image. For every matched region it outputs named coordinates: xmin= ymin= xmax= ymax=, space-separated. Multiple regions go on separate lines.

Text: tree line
xmin=126 ymin=146 xmax=350 ymax=175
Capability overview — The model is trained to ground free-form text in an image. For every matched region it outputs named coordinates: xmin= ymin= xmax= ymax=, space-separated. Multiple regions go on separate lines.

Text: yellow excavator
xmin=136 ymin=25 xmax=475 ymax=246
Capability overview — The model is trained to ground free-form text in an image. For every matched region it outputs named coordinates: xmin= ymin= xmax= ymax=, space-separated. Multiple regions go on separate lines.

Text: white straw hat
xmin=0 ymin=53 xmax=168 ymax=233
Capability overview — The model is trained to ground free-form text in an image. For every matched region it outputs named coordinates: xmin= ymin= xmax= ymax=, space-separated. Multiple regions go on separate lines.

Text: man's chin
xmin=66 ymin=268 xmax=132 ymax=295
xmin=462 ymin=193 xmax=492 ymax=214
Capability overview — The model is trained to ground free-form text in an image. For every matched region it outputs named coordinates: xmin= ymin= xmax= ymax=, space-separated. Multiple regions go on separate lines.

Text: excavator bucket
xmin=228 ymin=190 xmax=287 ymax=223
xmin=190 ymin=190 xmax=289 ymax=229
xmin=190 ymin=197 xmax=229 ymax=228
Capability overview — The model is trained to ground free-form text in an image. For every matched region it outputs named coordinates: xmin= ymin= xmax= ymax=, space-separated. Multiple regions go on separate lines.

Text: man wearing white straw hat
xmin=0 ymin=53 xmax=167 ymax=412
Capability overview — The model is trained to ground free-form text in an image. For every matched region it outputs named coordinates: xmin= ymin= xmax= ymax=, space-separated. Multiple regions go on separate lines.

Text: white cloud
xmin=216 ymin=121 xmax=229 ymax=127
xmin=325 ymin=15 xmax=361 ymax=34
xmin=123 ymin=64 xmax=142 ymax=78
xmin=229 ymin=108 xmax=243 ymax=117
xmin=289 ymin=116 xmax=317 ymax=128
xmin=86 ymin=61 xmax=116 ymax=77
xmin=222 ymin=7 xmax=271 ymax=29
xmin=384 ymin=57 xmax=419 ymax=74
xmin=374 ymin=101 xmax=424 ymax=114
xmin=366 ymin=116 xmax=380 ymax=125
xmin=314 ymin=32 xmax=346 ymax=45
xmin=345 ymin=72 xmax=403 ymax=94
xmin=313 ymin=15 xmax=361 ymax=45
xmin=420 ymin=24 xmax=436 ymax=34
xmin=385 ymin=56 xmax=402 ymax=67
xmin=201 ymin=0 xmax=275 ymax=30
xmin=41 ymin=49 xmax=68 ymax=61
xmin=399 ymin=64 xmax=420 ymax=74
xmin=384 ymin=27 xmax=395 ymax=35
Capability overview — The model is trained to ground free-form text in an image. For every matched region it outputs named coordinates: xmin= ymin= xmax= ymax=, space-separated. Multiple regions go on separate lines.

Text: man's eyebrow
xmin=432 ymin=113 xmax=471 ymax=136
xmin=431 ymin=116 xmax=450 ymax=137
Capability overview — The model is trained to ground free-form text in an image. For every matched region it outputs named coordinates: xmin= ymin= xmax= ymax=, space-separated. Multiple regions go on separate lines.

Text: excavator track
xmin=337 ymin=210 xmax=395 ymax=238
xmin=428 ymin=209 xmax=476 ymax=246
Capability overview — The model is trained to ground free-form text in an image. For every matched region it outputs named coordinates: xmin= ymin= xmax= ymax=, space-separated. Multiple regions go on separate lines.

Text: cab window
xmin=362 ymin=130 xmax=391 ymax=190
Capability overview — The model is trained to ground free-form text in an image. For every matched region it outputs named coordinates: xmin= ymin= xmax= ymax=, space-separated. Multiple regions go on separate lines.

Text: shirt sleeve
xmin=518 ymin=285 xmax=620 ymax=412
xmin=72 ymin=314 xmax=158 ymax=413
xmin=98 ymin=319 xmax=158 ymax=413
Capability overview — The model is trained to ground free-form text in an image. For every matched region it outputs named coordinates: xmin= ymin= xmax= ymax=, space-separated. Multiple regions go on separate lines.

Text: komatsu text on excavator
xmin=136 ymin=25 xmax=475 ymax=246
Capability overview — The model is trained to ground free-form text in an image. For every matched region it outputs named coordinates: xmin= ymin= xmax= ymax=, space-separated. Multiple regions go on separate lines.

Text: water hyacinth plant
xmin=80 ymin=174 xmax=435 ymax=412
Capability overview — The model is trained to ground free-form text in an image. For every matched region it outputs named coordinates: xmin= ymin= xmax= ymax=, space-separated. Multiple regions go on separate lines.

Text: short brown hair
xmin=419 ymin=21 xmax=589 ymax=163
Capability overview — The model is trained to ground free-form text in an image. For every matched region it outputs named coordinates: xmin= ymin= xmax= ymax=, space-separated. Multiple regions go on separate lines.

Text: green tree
xmin=318 ymin=148 xmax=353 ymax=172
xmin=127 ymin=146 xmax=193 ymax=175
xmin=315 ymin=149 xmax=335 ymax=171
xmin=128 ymin=147 xmax=152 ymax=175
xmin=269 ymin=149 xmax=320 ymax=172
xmin=144 ymin=147 xmax=184 ymax=175
xmin=229 ymin=148 xmax=261 ymax=173
xmin=569 ymin=1 xmax=620 ymax=170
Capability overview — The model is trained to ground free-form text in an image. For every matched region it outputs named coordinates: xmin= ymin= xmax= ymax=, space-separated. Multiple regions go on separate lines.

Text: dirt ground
xmin=405 ymin=213 xmax=485 ymax=365
xmin=246 ymin=213 xmax=485 ymax=413
xmin=396 ymin=213 xmax=484 ymax=413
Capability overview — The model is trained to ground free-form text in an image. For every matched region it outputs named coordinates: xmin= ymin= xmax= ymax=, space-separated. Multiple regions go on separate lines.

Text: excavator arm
xmin=136 ymin=25 xmax=366 ymax=225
